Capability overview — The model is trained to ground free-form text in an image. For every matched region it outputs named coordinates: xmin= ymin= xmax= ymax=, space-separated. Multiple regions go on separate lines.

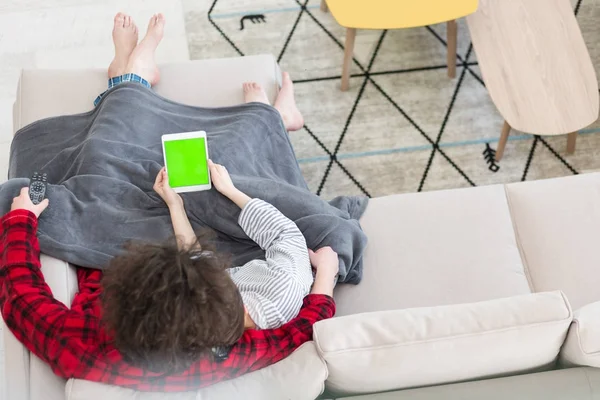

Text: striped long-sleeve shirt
xmin=228 ymin=198 xmax=314 ymax=329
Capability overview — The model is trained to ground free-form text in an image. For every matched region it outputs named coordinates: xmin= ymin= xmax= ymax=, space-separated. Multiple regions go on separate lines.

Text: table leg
xmin=567 ymin=132 xmax=577 ymax=154
xmin=495 ymin=120 xmax=511 ymax=161
xmin=447 ymin=20 xmax=457 ymax=79
xmin=341 ymin=28 xmax=357 ymax=92
xmin=320 ymin=0 xmax=328 ymax=12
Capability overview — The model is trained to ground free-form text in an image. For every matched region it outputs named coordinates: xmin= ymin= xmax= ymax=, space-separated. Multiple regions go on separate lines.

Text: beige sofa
xmin=3 ymin=54 xmax=600 ymax=400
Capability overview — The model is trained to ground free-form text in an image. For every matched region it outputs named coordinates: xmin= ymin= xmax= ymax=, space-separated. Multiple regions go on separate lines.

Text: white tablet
xmin=161 ymin=131 xmax=211 ymax=193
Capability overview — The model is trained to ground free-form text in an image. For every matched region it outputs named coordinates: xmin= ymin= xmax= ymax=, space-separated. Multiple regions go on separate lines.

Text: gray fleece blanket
xmin=0 ymin=84 xmax=368 ymax=284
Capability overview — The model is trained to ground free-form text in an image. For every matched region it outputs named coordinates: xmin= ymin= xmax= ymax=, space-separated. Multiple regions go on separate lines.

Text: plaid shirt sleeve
xmin=0 ymin=209 xmax=101 ymax=379
xmin=222 ymin=293 xmax=335 ymax=376
xmin=0 ymin=209 xmax=337 ymax=391
xmin=129 ymin=293 xmax=337 ymax=391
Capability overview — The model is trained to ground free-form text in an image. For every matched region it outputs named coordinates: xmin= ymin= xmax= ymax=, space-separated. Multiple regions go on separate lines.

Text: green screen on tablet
xmin=164 ymin=138 xmax=209 ymax=187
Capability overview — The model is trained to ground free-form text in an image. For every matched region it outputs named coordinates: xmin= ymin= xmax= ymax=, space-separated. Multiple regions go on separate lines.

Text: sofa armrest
xmin=8 ymin=54 xmax=283 ymax=400
xmin=560 ymin=301 xmax=600 ymax=368
xmin=13 ymin=55 xmax=281 ymax=131
xmin=66 ymin=342 xmax=327 ymax=400
xmin=3 ymin=255 xmax=77 ymax=400
xmin=2 ymin=316 xmax=30 ymax=400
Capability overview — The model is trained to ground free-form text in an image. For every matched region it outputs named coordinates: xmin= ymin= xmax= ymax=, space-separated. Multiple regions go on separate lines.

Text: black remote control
xmin=29 ymin=172 xmax=48 ymax=205
xmin=211 ymin=345 xmax=232 ymax=362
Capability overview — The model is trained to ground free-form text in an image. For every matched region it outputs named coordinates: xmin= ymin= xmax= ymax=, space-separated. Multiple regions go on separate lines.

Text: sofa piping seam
xmin=18 ymin=69 xmax=23 ymax=132
xmin=582 ymin=368 xmax=595 ymax=397
xmin=318 ymin=298 xmax=572 ymax=355
xmin=65 ymin=379 xmax=73 ymax=399
xmin=503 ymin=184 xmax=537 ymax=292
xmin=573 ymin=319 xmax=600 ymax=356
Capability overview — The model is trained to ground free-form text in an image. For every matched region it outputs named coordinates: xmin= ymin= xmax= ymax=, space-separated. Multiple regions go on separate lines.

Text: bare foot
xmin=124 ymin=13 xmax=165 ymax=85
xmin=243 ymin=82 xmax=270 ymax=105
xmin=108 ymin=13 xmax=139 ymax=78
xmin=274 ymin=72 xmax=304 ymax=132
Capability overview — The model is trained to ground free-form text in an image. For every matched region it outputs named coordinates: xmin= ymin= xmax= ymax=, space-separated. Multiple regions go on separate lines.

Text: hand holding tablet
xmin=161 ymin=131 xmax=211 ymax=193
xmin=159 ymin=133 xmax=249 ymax=210
xmin=208 ymin=159 xmax=251 ymax=209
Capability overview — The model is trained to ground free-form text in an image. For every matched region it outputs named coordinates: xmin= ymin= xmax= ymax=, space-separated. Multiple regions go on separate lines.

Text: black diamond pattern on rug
xmin=204 ymin=0 xmax=593 ymax=198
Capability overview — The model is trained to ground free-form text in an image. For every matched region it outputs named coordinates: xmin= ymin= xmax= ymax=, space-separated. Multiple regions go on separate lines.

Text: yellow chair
xmin=321 ymin=0 xmax=479 ymax=91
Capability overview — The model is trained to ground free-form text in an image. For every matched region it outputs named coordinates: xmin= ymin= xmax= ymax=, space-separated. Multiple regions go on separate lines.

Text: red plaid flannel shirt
xmin=0 ymin=209 xmax=336 ymax=391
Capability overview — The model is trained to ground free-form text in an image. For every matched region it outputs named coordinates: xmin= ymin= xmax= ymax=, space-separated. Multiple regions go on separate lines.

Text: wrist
xmin=222 ymin=187 xmax=240 ymax=199
xmin=224 ymin=188 xmax=251 ymax=209
xmin=168 ymin=201 xmax=185 ymax=213
xmin=311 ymin=275 xmax=335 ymax=296
xmin=8 ymin=208 xmax=37 ymax=219
xmin=168 ymin=204 xmax=187 ymax=219
xmin=315 ymin=266 xmax=338 ymax=281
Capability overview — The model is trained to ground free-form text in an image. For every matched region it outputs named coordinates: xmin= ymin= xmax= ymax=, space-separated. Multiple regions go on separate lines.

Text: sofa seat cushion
xmin=345 ymin=368 xmax=600 ymax=400
xmin=2 ymin=254 xmax=77 ymax=400
xmin=314 ymin=291 xmax=572 ymax=396
xmin=334 ymin=185 xmax=531 ymax=317
xmin=560 ymin=301 xmax=600 ymax=368
xmin=66 ymin=342 xmax=326 ymax=400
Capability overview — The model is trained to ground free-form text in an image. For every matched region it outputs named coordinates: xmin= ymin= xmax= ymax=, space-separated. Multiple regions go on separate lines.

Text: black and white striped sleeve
xmin=234 ymin=199 xmax=314 ymax=329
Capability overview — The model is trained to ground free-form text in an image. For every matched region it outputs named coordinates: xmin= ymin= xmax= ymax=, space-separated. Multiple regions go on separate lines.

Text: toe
xmin=124 ymin=15 xmax=130 ymax=27
xmin=157 ymin=13 xmax=166 ymax=24
xmin=114 ymin=12 xmax=125 ymax=27
xmin=243 ymin=83 xmax=249 ymax=92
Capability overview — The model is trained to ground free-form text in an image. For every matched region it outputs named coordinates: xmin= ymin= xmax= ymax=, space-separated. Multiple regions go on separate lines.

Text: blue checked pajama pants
xmin=94 ymin=73 xmax=151 ymax=106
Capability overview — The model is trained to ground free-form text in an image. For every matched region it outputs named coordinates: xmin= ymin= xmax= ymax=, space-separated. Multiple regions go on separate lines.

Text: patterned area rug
xmin=183 ymin=0 xmax=600 ymax=199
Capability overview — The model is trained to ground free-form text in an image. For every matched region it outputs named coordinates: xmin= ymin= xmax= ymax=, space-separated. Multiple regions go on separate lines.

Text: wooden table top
xmin=325 ymin=0 xmax=478 ymax=30
xmin=467 ymin=0 xmax=598 ymax=135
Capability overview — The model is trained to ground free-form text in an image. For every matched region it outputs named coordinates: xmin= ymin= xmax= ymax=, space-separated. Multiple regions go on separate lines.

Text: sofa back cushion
xmin=314 ymin=291 xmax=572 ymax=396
xmin=66 ymin=342 xmax=326 ymax=400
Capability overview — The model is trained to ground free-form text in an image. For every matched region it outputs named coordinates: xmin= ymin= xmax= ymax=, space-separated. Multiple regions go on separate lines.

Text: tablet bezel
xmin=161 ymin=131 xmax=212 ymax=193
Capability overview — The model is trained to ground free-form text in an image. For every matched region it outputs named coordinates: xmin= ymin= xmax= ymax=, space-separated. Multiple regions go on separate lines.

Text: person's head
xmin=101 ymin=234 xmax=245 ymax=374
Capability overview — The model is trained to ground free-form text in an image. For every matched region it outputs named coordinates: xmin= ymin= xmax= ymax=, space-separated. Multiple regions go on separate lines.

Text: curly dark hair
xmin=101 ymin=234 xmax=245 ymax=374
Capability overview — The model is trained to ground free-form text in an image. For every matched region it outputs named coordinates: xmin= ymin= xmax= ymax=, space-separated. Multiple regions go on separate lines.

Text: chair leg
xmin=496 ymin=120 xmax=511 ymax=161
xmin=341 ymin=28 xmax=357 ymax=92
xmin=320 ymin=0 xmax=328 ymax=12
xmin=447 ymin=20 xmax=457 ymax=79
xmin=567 ymin=132 xmax=577 ymax=154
